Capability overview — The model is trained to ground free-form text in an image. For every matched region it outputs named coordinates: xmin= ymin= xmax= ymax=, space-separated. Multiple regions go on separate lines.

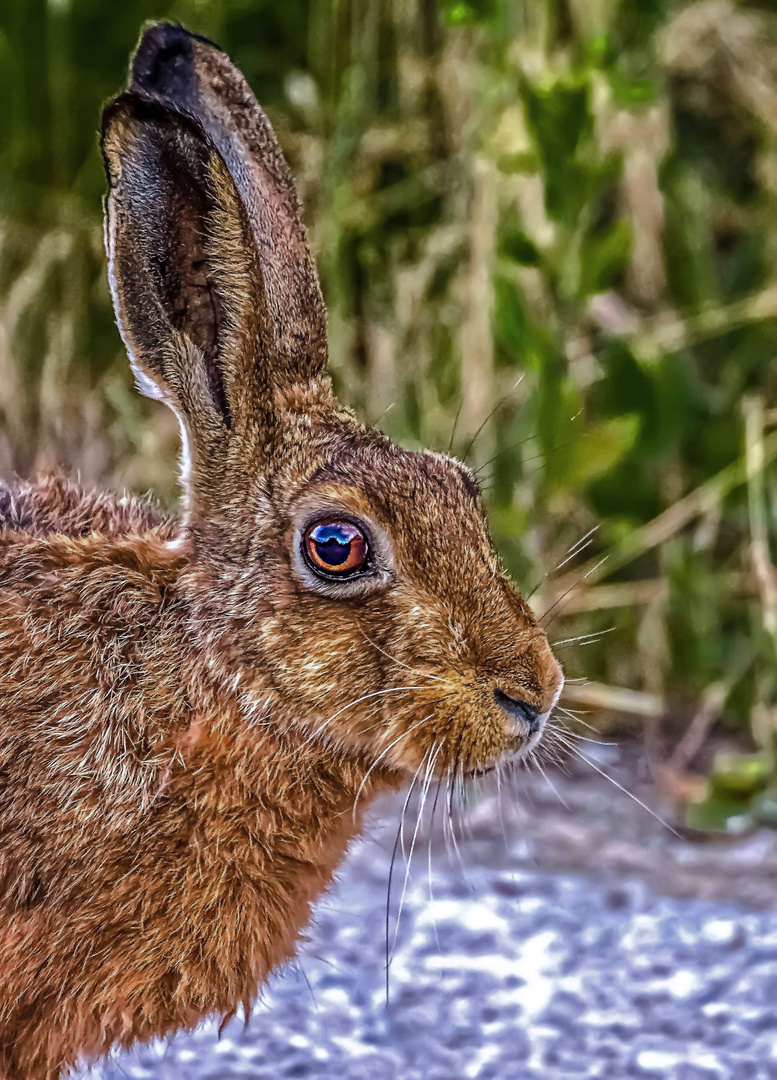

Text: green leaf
xmin=551 ymin=415 xmax=639 ymax=492
xmin=685 ymin=794 xmax=752 ymax=835
xmin=521 ymin=75 xmax=592 ymax=221
xmin=441 ymin=0 xmax=495 ymax=27
xmin=579 ymin=220 xmax=632 ymax=296
xmin=500 ymin=228 xmax=541 ymax=267
xmin=709 ymin=752 xmax=771 ymax=799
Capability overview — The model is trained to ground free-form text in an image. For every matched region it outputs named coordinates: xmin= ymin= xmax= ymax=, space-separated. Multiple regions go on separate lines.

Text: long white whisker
xmin=583 ymin=555 xmax=610 ymax=580
xmin=358 ymin=627 xmax=444 ymax=682
xmin=441 ymin=772 xmax=453 ymax=863
xmin=535 ymin=732 xmax=572 ymax=773
xmin=495 ymin=759 xmax=509 ymax=852
xmin=554 ymin=735 xmax=680 ymax=837
xmin=427 ymin=776 xmax=443 ymax=950
xmin=531 ymin=754 xmax=570 ymax=810
xmin=352 ymin=714 xmax=433 ymax=822
xmin=553 ymin=525 xmax=601 ymax=571
xmin=549 ymin=723 xmax=617 ymax=747
xmin=399 ymin=756 xmax=426 ymax=862
xmin=539 ymin=556 xmax=610 ymax=626
xmin=393 ymin=742 xmax=443 ymax=950
xmin=556 ymin=708 xmax=602 ymax=735
xmin=303 ymin=686 xmax=430 ymax=747
xmin=446 ymin=770 xmax=470 ymax=887
xmin=552 ymin=538 xmax=595 ymax=571
xmin=557 ymin=703 xmax=590 ymax=716
xmin=566 ymin=523 xmax=600 ymax=555
xmin=552 ymin=627 xmax=615 ymax=647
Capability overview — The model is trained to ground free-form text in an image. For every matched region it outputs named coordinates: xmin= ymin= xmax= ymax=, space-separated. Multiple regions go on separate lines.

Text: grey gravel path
xmin=80 ymin=746 xmax=777 ymax=1080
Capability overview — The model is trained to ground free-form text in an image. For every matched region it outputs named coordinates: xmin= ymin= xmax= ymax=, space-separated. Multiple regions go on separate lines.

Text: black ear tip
xmin=131 ymin=22 xmax=221 ymax=100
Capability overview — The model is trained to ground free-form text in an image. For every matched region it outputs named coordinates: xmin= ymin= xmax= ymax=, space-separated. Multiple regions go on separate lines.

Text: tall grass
xmin=2 ymin=0 xmax=777 ymax=769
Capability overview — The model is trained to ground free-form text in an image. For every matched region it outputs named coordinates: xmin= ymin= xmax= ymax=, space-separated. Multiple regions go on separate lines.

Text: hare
xmin=0 ymin=22 xmax=563 ymax=1080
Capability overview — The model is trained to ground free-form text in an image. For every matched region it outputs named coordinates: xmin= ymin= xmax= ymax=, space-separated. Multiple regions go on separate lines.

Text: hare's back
xmin=0 ymin=511 xmax=187 ymax=916
xmin=0 ymin=473 xmax=174 ymax=539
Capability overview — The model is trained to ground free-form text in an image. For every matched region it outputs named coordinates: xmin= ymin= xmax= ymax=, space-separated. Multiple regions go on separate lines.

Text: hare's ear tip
xmin=131 ymin=22 xmax=222 ymax=96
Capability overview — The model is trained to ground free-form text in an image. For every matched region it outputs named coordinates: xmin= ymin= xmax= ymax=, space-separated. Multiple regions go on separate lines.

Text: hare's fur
xmin=0 ymin=24 xmax=562 ymax=1080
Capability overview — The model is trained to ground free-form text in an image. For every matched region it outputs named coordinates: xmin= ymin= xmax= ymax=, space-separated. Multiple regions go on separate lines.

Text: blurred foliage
xmin=2 ymin=0 xmax=777 ymax=770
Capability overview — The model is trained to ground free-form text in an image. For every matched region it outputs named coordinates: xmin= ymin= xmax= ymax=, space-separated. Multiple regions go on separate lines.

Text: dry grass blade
xmin=744 ymin=395 xmax=777 ymax=645
xmin=561 ymin=681 xmax=664 ymax=719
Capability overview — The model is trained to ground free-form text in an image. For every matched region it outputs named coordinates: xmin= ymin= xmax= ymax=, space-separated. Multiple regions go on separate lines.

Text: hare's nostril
xmin=493 ymin=688 xmax=542 ymax=734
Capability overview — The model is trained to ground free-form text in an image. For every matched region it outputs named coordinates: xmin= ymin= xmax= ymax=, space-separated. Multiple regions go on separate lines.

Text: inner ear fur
xmin=129 ymin=22 xmax=328 ymax=388
xmin=102 ymin=95 xmax=265 ymax=445
xmin=102 ymin=22 xmax=332 ymax=480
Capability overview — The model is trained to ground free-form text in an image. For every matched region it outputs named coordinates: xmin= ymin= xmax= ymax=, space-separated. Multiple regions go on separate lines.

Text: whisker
xmin=550 ymin=724 xmax=617 ymax=747
xmin=556 ymin=710 xmax=601 ymax=735
xmin=353 ymin=694 xmax=452 ymax=739
xmin=472 ymin=430 xmax=536 ymax=476
xmin=552 ymin=627 xmax=615 ymax=648
xmin=385 ymin=823 xmax=402 ymax=1005
xmin=445 ymin=738 xmax=471 ymax=888
xmin=551 ymin=538 xmax=596 ymax=573
xmin=477 ymin=438 xmax=583 ymax=490
xmin=542 ymin=740 xmax=582 ymax=774
xmin=552 ymin=734 xmax=680 ymax=837
xmin=393 ymin=742 xmax=443 ymax=950
xmin=294 ymin=961 xmax=317 ymax=1009
xmin=530 ymin=754 xmax=570 ymax=810
xmin=525 ymin=576 xmax=546 ymax=602
xmin=357 ymin=627 xmax=444 ymax=683
xmin=540 ymin=556 xmax=610 ymax=628
xmin=552 ymin=525 xmax=601 ymax=573
xmin=303 ymin=685 xmax=433 ymax=747
xmin=494 ymin=759 xmax=510 ymax=852
xmin=385 ymin=752 xmax=428 ymax=1002
xmin=427 ymin=775 xmax=444 ymax=950
xmin=400 ymin=755 xmax=427 ymax=861
xmin=565 ymin=524 xmax=600 ymax=557
xmin=533 ymin=738 xmax=568 ymax=774
xmin=352 ymin=714 xmax=435 ymax=822
xmin=474 ymin=430 xmax=581 ymax=480
xmin=461 ymin=375 xmax=524 ymax=463
xmin=447 ymin=397 xmax=465 ymax=456
xmin=372 ymin=400 xmax=396 ymax=427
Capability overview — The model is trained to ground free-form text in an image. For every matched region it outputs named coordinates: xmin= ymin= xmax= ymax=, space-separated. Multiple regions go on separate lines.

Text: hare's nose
xmin=493 ymin=688 xmax=542 ymax=735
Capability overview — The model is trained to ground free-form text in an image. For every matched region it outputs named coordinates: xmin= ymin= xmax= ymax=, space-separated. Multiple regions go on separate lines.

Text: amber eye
xmin=303 ymin=520 xmax=370 ymax=579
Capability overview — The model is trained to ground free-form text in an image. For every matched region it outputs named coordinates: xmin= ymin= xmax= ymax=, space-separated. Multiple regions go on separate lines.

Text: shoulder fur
xmin=0 ymin=473 xmax=175 ymax=540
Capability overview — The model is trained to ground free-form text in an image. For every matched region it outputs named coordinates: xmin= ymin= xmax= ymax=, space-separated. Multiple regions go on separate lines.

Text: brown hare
xmin=0 ymin=22 xmax=563 ymax=1080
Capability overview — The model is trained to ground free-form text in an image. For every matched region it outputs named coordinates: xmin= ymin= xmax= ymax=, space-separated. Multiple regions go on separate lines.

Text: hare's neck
xmin=169 ymin=683 xmax=394 ymax=981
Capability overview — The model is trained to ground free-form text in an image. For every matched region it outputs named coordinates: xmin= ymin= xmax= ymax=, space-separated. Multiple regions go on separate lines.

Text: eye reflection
xmin=303 ymin=520 xmax=369 ymax=578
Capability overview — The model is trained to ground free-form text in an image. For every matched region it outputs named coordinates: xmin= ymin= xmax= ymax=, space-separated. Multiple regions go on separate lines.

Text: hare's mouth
xmin=467 ymin=764 xmax=496 ymax=778
xmin=466 ymin=717 xmax=553 ymax=779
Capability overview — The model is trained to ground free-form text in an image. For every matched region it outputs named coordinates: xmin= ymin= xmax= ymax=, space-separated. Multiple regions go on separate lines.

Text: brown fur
xmin=0 ymin=23 xmax=563 ymax=1079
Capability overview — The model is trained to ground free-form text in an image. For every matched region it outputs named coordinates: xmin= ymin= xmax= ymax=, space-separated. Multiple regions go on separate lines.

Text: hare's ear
xmin=101 ymin=24 xmax=328 ymax=457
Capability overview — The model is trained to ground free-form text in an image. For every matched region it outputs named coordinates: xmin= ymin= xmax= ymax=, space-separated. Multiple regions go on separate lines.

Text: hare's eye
xmin=303 ymin=520 xmax=369 ymax=579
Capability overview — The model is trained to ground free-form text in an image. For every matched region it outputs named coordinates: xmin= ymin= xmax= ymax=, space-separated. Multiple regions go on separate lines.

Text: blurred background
xmin=3 ymin=0 xmax=777 ymax=827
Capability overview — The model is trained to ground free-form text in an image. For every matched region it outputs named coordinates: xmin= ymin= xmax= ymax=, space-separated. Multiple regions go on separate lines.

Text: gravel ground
xmin=80 ymin=745 xmax=777 ymax=1080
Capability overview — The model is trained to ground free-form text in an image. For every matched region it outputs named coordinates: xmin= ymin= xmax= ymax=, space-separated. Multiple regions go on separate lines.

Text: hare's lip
xmin=465 ymin=733 xmax=540 ymax=779
xmin=467 ymin=764 xmax=496 ymax=778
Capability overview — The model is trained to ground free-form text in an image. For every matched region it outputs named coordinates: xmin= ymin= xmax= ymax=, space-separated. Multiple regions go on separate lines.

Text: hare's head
xmin=102 ymin=23 xmax=563 ymax=781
